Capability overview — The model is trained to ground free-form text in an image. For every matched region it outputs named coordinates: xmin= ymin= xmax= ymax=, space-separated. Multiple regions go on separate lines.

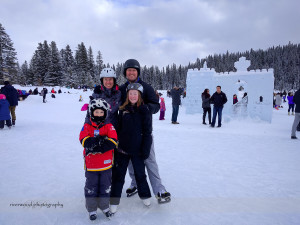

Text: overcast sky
xmin=1 ymin=0 xmax=300 ymax=68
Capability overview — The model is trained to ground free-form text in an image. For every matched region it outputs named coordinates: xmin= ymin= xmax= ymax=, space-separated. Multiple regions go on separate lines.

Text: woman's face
xmin=128 ymin=90 xmax=139 ymax=104
xmin=103 ymin=77 xmax=114 ymax=89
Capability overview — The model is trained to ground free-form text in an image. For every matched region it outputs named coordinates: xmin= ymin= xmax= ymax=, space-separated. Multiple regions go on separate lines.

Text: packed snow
xmin=0 ymin=85 xmax=299 ymax=225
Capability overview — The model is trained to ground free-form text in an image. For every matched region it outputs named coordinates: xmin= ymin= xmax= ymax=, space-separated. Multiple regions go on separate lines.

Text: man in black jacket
xmin=118 ymin=59 xmax=171 ymax=204
xmin=291 ymin=88 xmax=300 ymax=139
xmin=170 ymin=86 xmax=183 ymax=124
xmin=210 ymin=86 xmax=227 ymax=127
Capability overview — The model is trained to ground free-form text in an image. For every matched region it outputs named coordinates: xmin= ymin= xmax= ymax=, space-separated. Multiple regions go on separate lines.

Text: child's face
xmin=128 ymin=90 xmax=139 ymax=104
xmin=93 ymin=109 xmax=104 ymax=117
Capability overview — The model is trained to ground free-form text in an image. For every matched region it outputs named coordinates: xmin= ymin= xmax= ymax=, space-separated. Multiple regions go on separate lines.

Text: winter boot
xmin=292 ymin=112 xmax=295 ymax=115
xmin=156 ymin=191 xmax=171 ymax=204
xmin=142 ymin=198 xmax=151 ymax=207
xmin=89 ymin=211 xmax=97 ymax=221
xmin=126 ymin=186 xmax=138 ymax=197
xmin=103 ymin=209 xmax=113 ymax=220
xmin=288 ymin=111 xmax=290 ymax=115
xmin=110 ymin=205 xmax=118 ymax=214
xmin=291 ymin=136 xmax=298 ymax=139
xmin=12 ymin=120 xmax=15 ymax=126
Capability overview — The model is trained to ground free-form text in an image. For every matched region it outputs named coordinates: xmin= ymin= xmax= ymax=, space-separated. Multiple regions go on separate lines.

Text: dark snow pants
xmin=0 ymin=120 xmax=12 ymax=128
xmin=84 ymin=169 xmax=112 ymax=212
xmin=203 ymin=107 xmax=211 ymax=124
xmin=110 ymin=151 xmax=151 ymax=205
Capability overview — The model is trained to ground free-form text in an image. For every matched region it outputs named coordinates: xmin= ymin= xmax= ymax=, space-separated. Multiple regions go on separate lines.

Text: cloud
xmin=1 ymin=0 xmax=299 ymax=68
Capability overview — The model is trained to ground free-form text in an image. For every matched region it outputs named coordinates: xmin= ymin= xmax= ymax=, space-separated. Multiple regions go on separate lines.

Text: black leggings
xmin=110 ymin=151 xmax=151 ymax=205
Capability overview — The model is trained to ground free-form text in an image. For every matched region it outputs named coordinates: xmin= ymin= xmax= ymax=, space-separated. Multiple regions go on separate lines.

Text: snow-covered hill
xmin=1 ymin=86 xmax=299 ymax=225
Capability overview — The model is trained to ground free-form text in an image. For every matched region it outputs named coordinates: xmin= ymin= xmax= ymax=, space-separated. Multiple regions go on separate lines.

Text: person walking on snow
xmin=275 ymin=92 xmax=282 ymax=109
xmin=119 ymin=59 xmax=171 ymax=204
xmin=210 ymin=86 xmax=227 ymax=128
xmin=291 ymin=88 xmax=300 ymax=139
xmin=110 ymin=83 xmax=152 ymax=213
xmin=79 ymin=98 xmax=118 ymax=221
xmin=0 ymin=94 xmax=12 ymax=129
xmin=0 ymin=81 xmax=18 ymax=126
xmin=287 ymin=92 xmax=295 ymax=115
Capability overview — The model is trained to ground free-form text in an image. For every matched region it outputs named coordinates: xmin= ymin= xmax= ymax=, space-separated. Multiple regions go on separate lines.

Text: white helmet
xmin=89 ymin=98 xmax=111 ymax=123
xmin=100 ymin=68 xmax=116 ymax=79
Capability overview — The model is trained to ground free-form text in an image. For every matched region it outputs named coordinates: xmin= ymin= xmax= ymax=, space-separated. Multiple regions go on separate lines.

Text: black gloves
xmin=84 ymin=136 xmax=112 ymax=156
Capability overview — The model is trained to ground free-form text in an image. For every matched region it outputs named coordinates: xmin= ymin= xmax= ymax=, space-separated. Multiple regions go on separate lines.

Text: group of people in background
xmin=79 ymin=59 xmax=171 ymax=222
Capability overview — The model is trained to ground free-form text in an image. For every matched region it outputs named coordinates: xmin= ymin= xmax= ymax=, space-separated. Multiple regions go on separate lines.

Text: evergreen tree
xmin=0 ymin=23 xmax=18 ymax=84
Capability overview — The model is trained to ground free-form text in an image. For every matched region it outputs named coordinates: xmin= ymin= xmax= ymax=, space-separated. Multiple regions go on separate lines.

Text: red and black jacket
xmin=79 ymin=121 xmax=118 ymax=172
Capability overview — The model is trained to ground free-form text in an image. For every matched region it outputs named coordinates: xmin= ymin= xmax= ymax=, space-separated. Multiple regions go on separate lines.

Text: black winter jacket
xmin=119 ymin=78 xmax=160 ymax=115
xmin=202 ymin=93 xmax=211 ymax=108
xmin=293 ymin=89 xmax=300 ymax=113
xmin=210 ymin=91 xmax=228 ymax=107
xmin=0 ymin=85 xmax=18 ymax=106
xmin=85 ymin=85 xmax=121 ymax=128
xmin=170 ymin=88 xmax=183 ymax=105
xmin=117 ymin=104 xmax=152 ymax=159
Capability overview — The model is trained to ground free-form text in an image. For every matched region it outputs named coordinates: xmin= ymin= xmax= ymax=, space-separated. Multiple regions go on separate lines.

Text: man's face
xmin=126 ymin=68 xmax=138 ymax=83
xmin=216 ymin=87 xmax=221 ymax=93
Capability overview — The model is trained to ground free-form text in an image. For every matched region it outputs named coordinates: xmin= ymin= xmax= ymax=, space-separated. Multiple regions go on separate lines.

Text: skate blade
xmin=127 ymin=191 xmax=138 ymax=197
xmin=158 ymin=197 xmax=171 ymax=204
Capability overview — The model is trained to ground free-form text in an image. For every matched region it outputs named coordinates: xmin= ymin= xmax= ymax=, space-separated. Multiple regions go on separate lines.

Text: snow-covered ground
xmin=1 ymin=86 xmax=300 ymax=225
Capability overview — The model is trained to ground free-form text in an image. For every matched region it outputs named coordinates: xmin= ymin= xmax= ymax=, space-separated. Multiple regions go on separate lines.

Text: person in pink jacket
xmin=159 ymin=97 xmax=166 ymax=120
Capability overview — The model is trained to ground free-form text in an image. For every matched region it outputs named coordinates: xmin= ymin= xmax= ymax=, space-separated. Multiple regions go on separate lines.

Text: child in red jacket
xmin=79 ymin=97 xmax=118 ymax=221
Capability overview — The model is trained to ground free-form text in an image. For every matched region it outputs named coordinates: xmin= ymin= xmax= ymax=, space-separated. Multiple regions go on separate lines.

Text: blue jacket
xmin=0 ymin=85 xmax=19 ymax=106
xmin=0 ymin=99 xmax=11 ymax=120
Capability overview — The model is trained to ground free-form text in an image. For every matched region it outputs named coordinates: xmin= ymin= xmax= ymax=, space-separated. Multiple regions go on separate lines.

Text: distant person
xmin=201 ymin=88 xmax=211 ymax=125
xmin=275 ymin=93 xmax=282 ymax=109
xmin=210 ymin=86 xmax=227 ymax=128
xmin=287 ymin=92 xmax=294 ymax=115
xmin=58 ymin=88 xmax=62 ymax=94
xmin=291 ymin=88 xmax=300 ymax=139
xmin=283 ymin=90 xmax=287 ymax=102
xmin=33 ymin=88 xmax=39 ymax=95
xmin=51 ymin=88 xmax=56 ymax=94
xmin=79 ymin=95 xmax=83 ymax=102
xmin=41 ymin=88 xmax=48 ymax=103
xmin=0 ymin=94 xmax=12 ymax=129
xmin=170 ymin=86 xmax=183 ymax=124
xmin=159 ymin=96 xmax=166 ymax=120
xmin=28 ymin=89 xmax=33 ymax=95
xmin=0 ymin=81 xmax=18 ymax=126
xmin=233 ymin=94 xmax=238 ymax=104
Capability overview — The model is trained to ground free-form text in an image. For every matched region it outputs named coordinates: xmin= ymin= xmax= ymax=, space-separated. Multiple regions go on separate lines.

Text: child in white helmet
xmin=79 ymin=97 xmax=118 ymax=221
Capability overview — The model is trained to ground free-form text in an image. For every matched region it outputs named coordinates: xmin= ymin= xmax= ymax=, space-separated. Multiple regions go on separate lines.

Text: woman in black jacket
xmin=110 ymin=83 xmax=152 ymax=213
xmin=202 ymin=89 xmax=211 ymax=125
